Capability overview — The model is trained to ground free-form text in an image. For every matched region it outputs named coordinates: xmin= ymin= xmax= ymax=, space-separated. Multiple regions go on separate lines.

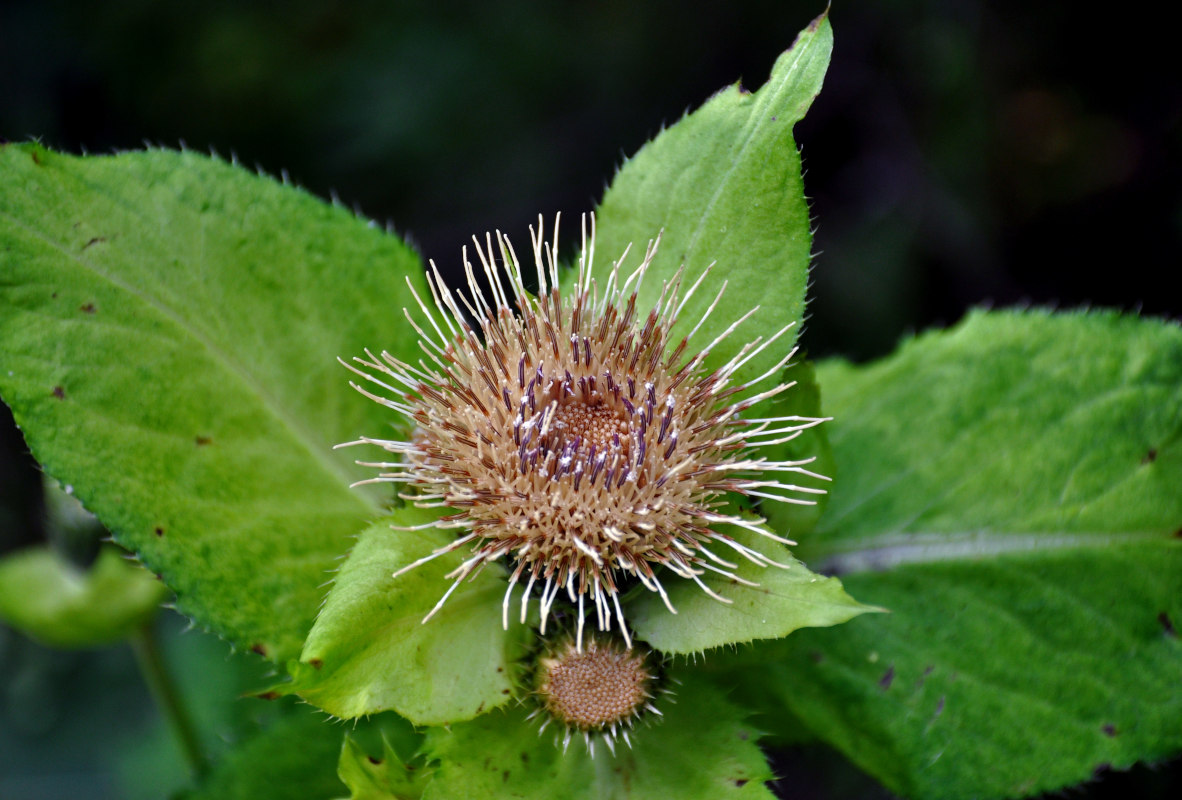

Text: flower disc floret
xmin=531 ymin=634 xmax=660 ymax=755
xmin=340 ymin=215 xmax=827 ymax=643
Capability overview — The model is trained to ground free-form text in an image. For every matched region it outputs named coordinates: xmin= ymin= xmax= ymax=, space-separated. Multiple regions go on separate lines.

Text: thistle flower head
xmin=530 ymin=633 xmax=662 ymax=755
xmin=340 ymin=215 xmax=826 ymax=645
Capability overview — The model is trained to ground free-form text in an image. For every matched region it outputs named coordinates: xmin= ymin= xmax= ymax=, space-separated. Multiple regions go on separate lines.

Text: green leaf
xmin=337 ymin=733 xmax=430 ymax=800
xmin=804 ymin=309 xmax=1182 ymax=558
xmin=746 ymin=309 xmax=1182 ymax=800
xmin=592 ymin=13 xmax=831 ymax=391
xmin=422 ymin=671 xmax=776 ymax=799
xmin=582 ymin=12 xmax=843 ymax=655
xmin=273 ymin=507 xmax=526 ymax=724
xmin=626 ymin=525 xmax=876 ymax=654
xmin=0 ymin=143 xmax=429 ymax=661
xmin=0 ymin=545 xmax=167 ymax=647
xmin=182 ymin=709 xmax=346 ymax=800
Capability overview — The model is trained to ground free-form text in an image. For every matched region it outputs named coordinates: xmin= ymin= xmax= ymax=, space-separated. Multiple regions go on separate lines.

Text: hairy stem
xmin=131 ymin=621 xmax=208 ymax=778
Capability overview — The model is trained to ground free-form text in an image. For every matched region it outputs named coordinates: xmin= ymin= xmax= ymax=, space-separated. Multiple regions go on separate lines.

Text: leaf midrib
xmin=809 ymin=529 xmax=1175 ymax=575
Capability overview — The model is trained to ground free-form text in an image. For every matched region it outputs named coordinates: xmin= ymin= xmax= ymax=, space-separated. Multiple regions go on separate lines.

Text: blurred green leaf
xmin=628 ymin=525 xmax=876 ymax=654
xmin=182 ymin=709 xmax=345 ymax=800
xmin=422 ymin=671 xmax=776 ymax=799
xmin=272 ymin=507 xmax=526 ymax=724
xmin=592 ymin=13 xmax=831 ymax=392
xmin=0 ymin=545 xmax=167 ymax=647
xmin=0 ymin=143 xmax=428 ymax=661
xmin=739 ymin=309 xmax=1182 ymax=800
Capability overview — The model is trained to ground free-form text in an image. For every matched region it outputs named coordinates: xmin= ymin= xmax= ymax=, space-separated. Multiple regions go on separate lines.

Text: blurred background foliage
xmin=1 ymin=1 xmax=1178 ymax=798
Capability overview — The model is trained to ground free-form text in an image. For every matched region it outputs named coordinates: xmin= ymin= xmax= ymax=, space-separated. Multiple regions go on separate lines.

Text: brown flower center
xmin=538 ymin=641 xmax=651 ymax=730
xmin=549 ymin=394 xmax=629 ymax=453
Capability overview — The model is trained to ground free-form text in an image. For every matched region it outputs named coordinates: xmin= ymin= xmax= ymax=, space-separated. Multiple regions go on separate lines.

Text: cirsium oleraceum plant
xmin=3 ymin=12 xmax=1178 ymax=799
xmin=338 ymin=216 xmax=829 ymax=648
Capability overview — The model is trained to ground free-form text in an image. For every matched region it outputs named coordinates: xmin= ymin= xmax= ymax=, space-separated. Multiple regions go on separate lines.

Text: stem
xmin=130 ymin=621 xmax=209 ymax=779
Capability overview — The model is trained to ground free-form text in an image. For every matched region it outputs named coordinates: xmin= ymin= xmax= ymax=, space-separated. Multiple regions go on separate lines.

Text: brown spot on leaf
xmin=502 ymin=770 xmax=510 ymax=782
xmin=31 ymin=150 xmax=42 ymax=165
xmin=520 ymin=752 xmax=529 ymax=764
xmin=367 ymin=756 xmax=382 ymax=765
xmin=809 ymin=650 xmax=825 ymax=664
xmin=257 ymin=691 xmax=280 ymax=701
xmin=79 ymin=302 xmax=96 ymax=313
xmin=1102 ymin=724 xmax=1118 ymax=737
xmin=250 ymin=643 xmax=268 ymax=657
xmin=81 ymin=237 xmax=106 ymax=251
xmin=52 ymin=386 xmax=65 ymax=399
xmin=879 ymin=665 xmax=895 ymax=690
xmin=195 ymin=435 xmax=212 ymax=446
xmin=1159 ymin=612 xmax=1178 ymax=638
xmin=154 ymin=526 xmax=165 ymax=537
xmin=308 ymin=658 xmax=324 ymax=670
xmin=734 ymin=779 xmax=749 ymax=787
xmin=1142 ymin=448 xmax=1158 ymax=464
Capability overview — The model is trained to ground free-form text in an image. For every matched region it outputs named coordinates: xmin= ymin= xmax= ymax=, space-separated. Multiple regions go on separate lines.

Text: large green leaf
xmin=592 ymin=13 xmax=831 ymax=391
xmin=274 ymin=508 xmax=527 ymax=724
xmin=738 ymin=309 xmax=1182 ymax=799
xmin=422 ymin=671 xmax=776 ymax=800
xmin=0 ymin=143 xmax=428 ymax=661
xmin=627 ymin=525 xmax=875 ymax=654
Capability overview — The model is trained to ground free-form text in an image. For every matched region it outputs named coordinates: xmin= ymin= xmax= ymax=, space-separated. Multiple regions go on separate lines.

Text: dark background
xmin=2 ymin=1 xmax=1179 ymax=797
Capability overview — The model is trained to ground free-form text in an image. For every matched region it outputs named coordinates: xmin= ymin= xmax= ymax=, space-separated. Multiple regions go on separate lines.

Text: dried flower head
xmin=530 ymin=633 xmax=661 ymax=755
xmin=339 ymin=215 xmax=826 ymax=645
